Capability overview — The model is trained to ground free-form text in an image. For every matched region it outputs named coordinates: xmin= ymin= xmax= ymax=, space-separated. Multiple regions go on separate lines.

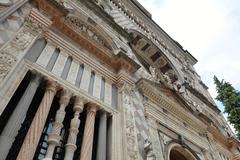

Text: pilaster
xmin=119 ymin=83 xmax=140 ymax=160
xmin=146 ymin=116 xmax=164 ymax=160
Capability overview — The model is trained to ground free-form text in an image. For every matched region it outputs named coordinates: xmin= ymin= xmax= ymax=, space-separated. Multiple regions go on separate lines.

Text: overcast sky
xmin=138 ymin=0 xmax=240 ymax=111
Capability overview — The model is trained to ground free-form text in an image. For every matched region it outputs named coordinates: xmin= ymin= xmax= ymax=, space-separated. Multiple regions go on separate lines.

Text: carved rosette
xmin=0 ymin=10 xmax=47 ymax=83
xmin=120 ymin=83 xmax=139 ymax=160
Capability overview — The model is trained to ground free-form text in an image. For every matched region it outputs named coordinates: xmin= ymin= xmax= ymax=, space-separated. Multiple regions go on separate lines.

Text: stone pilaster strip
xmin=43 ymin=89 xmax=71 ymax=160
xmin=17 ymin=80 xmax=58 ymax=160
xmin=96 ymin=111 xmax=107 ymax=160
xmin=119 ymin=83 xmax=140 ymax=160
xmin=80 ymin=103 xmax=98 ymax=160
xmin=64 ymin=96 xmax=85 ymax=160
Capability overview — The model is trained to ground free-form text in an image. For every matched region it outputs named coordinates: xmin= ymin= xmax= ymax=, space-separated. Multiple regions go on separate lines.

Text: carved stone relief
xmin=0 ymin=13 xmax=44 ymax=83
xmin=121 ymin=83 xmax=139 ymax=160
xmin=144 ymin=139 xmax=156 ymax=160
xmin=65 ymin=15 xmax=112 ymax=51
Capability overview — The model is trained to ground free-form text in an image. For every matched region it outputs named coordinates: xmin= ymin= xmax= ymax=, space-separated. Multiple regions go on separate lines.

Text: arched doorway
xmin=170 ymin=149 xmax=188 ymax=160
xmin=167 ymin=142 xmax=199 ymax=160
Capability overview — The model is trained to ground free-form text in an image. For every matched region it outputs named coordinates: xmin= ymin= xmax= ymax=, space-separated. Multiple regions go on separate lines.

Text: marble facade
xmin=0 ymin=0 xmax=239 ymax=160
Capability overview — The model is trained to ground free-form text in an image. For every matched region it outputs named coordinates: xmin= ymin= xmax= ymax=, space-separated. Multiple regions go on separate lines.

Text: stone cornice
xmin=136 ymin=78 xmax=207 ymax=132
xmin=110 ymin=0 xmax=198 ymax=65
xmin=144 ymin=100 xmax=209 ymax=150
xmin=207 ymin=124 xmax=231 ymax=148
xmin=77 ymin=0 xmax=130 ymax=40
xmin=228 ymin=136 xmax=240 ymax=149
xmin=44 ymin=30 xmax=137 ymax=86
xmin=25 ymin=59 xmax=119 ymax=115
xmin=185 ymin=83 xmax=220 ymax=113
xmin=34 ymin=0 xmax=140 ymax=76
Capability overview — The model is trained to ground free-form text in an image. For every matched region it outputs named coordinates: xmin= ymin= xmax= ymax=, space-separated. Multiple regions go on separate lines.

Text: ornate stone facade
xmin=0 ymin=0 xmax=239 ymax=160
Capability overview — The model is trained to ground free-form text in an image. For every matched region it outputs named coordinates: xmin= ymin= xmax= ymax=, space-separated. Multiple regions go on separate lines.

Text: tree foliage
xmin=213 ymin=76 xmax=240 ymax=138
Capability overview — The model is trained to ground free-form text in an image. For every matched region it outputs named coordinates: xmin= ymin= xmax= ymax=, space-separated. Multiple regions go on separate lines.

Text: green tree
xmin=213 ymin=76 xmax=240 ymax=139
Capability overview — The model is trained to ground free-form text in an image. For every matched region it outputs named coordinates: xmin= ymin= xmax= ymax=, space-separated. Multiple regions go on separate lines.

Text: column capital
xmin=73 ymin=96 xmax=85 ymax=112
xmin=59 ymin=89 xmax=72 ymax=106
xmin=46 ymin=80 xmax=58 ymax=94
xmin=87 ymin=102 xmax=99 ymax=115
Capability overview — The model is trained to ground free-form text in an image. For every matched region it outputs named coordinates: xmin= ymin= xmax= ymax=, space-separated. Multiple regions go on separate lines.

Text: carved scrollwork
xmin=24 ymin=16 xmax=44 ymax=36
xmin=0 ymin=52 xmax=17 ymax=81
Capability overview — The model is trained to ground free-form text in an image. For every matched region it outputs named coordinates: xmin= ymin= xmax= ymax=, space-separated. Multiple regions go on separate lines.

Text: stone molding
xmin=144 ymin=101 xmax=209 ymax=150
xmin=110 ymin=0 xmax=197 ymax=66
xmin=43 ymin=29 xmax=137 ymax=86
xmin=136 ymin=79 xmax=207 ymax=132
xmin=25 ymin=59 xmax=118 ymax=114
xmin=35 ymin=0 xmax=140 ymax=76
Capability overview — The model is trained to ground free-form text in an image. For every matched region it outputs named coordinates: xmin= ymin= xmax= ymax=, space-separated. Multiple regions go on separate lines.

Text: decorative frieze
xmin=65 ymin=15 xmax=112 ymax=51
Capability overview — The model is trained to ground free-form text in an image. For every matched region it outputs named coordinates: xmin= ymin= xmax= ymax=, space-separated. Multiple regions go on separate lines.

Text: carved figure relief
xmin=121 ymin=83 xmax=139 ymax=160
xmin=144 ymin=139 xmax=156 ymax=160
xmin=0 ymin=13 xmax=44 ymax=83
xmin=0 ymin=52 xmax=17 ymax=81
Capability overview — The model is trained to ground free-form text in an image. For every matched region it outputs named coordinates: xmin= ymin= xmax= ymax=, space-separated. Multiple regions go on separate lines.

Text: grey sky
xmin=138 ymin=0 xmax=240 ymax=111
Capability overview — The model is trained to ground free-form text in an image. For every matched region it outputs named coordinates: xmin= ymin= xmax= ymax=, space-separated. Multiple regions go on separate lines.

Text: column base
xmin=65 ymin=143 xmax=77 ymax=151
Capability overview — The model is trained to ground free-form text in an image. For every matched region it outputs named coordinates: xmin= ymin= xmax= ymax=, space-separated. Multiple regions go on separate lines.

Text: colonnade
xmin=0 ymin=72 xmax=108 ymax=160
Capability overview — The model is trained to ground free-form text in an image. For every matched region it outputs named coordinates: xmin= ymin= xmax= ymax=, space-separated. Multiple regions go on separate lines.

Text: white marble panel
xmin=36 ymin=43 xmax=55 ymax=67
xmin=92 ymin=74 xmax=101 ymax=99
xmin=66 ymin=60 xmax=79 ymax=84
xmin=80 ymin=66 xmax=91 ymax=92
xmin=104 ymin=80 xmax=112 ymax=106
xmin=51 ymin=51 xmax=68 ymax=76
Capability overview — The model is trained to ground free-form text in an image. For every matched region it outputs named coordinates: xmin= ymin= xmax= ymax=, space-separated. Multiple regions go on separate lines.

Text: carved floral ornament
xmin=65 ymin=15 xmax=112 ymax=51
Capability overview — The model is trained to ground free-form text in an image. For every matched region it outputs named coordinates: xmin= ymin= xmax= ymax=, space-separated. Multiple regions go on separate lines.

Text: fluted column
xmin=96 ymin=111 xmax=107 ymax=160
xmin=64 ymin=97 xmax=85 ymax=160
xmin=17 ymin=80 xmax=58 ymax=160
xmin=0 ymin=73 xmax=41 ymax=160
xmin=43 ymin=89 xmax=71 ymax=160
xmin=80 ymin=103 xmax=98 ymax=160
